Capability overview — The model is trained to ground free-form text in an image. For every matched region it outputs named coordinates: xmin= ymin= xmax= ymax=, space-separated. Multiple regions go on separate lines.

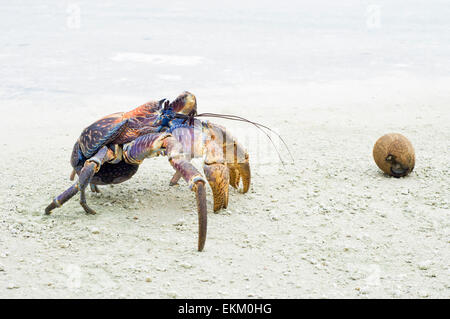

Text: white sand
xmin=0 ymin=1 xmax=449 ymax=298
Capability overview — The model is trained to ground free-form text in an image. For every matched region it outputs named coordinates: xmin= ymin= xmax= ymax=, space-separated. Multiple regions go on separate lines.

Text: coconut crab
xmin=44 ymin=92 xmax=251 ymax=251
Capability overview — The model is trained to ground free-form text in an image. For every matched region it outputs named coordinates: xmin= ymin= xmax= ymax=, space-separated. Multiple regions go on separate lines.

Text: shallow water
xmin=1 ymin=0 xmax=450 ymax=101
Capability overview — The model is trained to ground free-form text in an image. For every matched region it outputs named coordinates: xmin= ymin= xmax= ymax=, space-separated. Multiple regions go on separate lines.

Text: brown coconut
xmin=373 ymin=133 xmax=415 ymax=177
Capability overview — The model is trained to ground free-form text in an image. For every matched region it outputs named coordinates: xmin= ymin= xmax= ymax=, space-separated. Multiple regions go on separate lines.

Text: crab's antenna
xmin=196 ymin=113 xmax=294 ymax=164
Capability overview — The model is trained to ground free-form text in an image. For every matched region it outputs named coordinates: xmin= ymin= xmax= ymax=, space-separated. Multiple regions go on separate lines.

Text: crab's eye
xmin=386 ymin=155 xmax=393 ymax=162
xmin=163 ymin=100 xmax=170 ymax=110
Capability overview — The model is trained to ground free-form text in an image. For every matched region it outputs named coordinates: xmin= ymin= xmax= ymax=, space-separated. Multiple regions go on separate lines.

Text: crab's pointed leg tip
xmin=195 ymin=181 xmax=207 ymax=252
xmin=44 ymin=202 xmax=57 ymax=215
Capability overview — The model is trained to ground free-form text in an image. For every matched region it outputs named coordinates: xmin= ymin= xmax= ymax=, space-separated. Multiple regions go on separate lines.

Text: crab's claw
xmin=224 ymin=141 xmax=251 ymax=194
xmin=228 ymin=158 xmax=251 ymax=193
xmin=203 ymin=163 xmax=230 ymax=211
xmin=202 ymin=122 xmax=251 ymax=194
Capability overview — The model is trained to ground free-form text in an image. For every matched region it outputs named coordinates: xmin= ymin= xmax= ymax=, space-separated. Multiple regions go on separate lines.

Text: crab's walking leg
xmin=89 ymin=183 xmax=101 ymax=193
xmin=45 ymin=146 xmax=112 ymax=215
xmin=69 ymin=169 xmax=76 ymax=181
xmin=80 ymin=188 xmax=96 ymax=214
xmin=164 ymin=136 xmax=208 ymax=251
xmin=169 ymin=170 xmax=182 ymax=186
xmin=123 ymin=133 xmax=208 ymax=251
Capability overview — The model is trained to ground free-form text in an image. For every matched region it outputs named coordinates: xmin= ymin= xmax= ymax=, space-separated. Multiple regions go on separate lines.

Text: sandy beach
xmin=0 ymin=1 xmax=449 ymax=298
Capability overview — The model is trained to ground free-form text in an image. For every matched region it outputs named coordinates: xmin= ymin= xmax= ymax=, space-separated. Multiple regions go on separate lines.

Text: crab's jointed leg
xmin=169 ymin=170 xmax=182 ymax=186
xmin=45 ymin=146 xmax=113 ymax=215
xmin=164 ymin=135 xmax=208 ymax=252
xmin=89 ymin=183 xmax=101 ymax=193
xmin=123 ymin=132 xmax=208 ymax=252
